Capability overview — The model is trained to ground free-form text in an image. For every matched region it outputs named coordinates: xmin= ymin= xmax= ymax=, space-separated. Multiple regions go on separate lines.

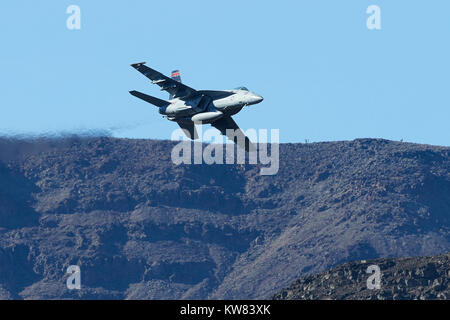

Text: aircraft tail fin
xmin=169 ymin=70 xmax=182 ymax=99
xmin=171 ymin=70 xmax=182 ymax=83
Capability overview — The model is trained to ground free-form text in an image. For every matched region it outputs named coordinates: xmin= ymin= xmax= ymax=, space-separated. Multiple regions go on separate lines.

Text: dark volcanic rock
xmin=273 ymin=252 xmax=450 ymax=300
xmin=0 ymin=137 xmax=449 ymax=299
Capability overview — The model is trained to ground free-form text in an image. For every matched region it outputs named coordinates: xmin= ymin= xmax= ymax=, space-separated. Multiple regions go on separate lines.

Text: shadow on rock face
xmin=0 ymin=245 xmax=40 ymax=297
xmin=0 ymin=164 xmax=40 ymax=229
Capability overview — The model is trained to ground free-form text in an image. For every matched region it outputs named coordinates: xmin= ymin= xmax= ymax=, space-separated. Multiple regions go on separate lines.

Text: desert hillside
xmin=0 ymin=137 xmax=449 ymax=299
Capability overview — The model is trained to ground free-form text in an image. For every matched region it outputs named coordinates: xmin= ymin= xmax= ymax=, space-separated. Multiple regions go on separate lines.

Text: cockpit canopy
xmin=234 ymin=86 xmax=249 ymax=91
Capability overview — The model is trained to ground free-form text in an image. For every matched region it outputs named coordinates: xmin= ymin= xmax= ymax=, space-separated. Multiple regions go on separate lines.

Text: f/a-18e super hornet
xmin=129 ymin=62 xmax=263 ymax=152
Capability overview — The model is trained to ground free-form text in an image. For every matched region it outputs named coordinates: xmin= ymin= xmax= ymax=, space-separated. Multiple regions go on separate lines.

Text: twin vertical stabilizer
xmin=169 ymin=70 xmax=182 ymax=99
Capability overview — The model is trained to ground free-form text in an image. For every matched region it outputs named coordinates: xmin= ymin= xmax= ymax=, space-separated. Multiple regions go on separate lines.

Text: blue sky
xmin=1 ymin=1 xmax=449 ymax=146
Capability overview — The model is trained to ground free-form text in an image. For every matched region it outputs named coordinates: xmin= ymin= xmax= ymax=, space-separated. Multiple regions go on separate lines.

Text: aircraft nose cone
xmin=246 ymin=93 xmax=264 ymax=106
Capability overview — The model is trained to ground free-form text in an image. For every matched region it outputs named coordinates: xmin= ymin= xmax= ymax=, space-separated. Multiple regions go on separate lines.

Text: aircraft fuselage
xmin=161 ymin=89 xmax=263 ymax=124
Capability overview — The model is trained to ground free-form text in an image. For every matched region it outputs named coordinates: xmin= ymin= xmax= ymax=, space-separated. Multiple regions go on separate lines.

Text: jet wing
xmin=131 ymin=62 xmax=197 ymax=100
xmin=211 ymin=116 xmax=256 ymax=152
xmin=177 ymin=121 xmax=198 ymax=140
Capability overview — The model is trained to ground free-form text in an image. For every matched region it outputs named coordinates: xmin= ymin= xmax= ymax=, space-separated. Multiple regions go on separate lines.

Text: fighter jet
xmin=129 ymin=62 xmax=263 ymax=152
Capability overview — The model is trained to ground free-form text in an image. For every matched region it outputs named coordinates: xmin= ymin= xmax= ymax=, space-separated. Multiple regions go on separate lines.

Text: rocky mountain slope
xmin=0 ymin=137 xmax=449 ymax=299
xmin=273 ymin=252 xmax=449 ymax=300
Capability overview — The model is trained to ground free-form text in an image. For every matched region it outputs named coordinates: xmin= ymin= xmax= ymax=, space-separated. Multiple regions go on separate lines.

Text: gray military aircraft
xmin=129 ymin=62 xmax=263 ymax=152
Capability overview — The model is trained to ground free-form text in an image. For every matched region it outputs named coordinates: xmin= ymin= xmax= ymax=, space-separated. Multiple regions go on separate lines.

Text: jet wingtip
xmin=131 ymin=62 xmax=146 ymax=68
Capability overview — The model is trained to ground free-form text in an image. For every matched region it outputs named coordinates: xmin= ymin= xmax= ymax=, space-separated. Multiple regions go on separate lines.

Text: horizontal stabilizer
xmin=129 ymin=90 xmax=170 ymax=107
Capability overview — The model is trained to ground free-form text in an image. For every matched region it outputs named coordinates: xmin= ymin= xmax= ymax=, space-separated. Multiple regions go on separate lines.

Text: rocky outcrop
xmin=274 ymin=252 xmax=449 ymax=300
